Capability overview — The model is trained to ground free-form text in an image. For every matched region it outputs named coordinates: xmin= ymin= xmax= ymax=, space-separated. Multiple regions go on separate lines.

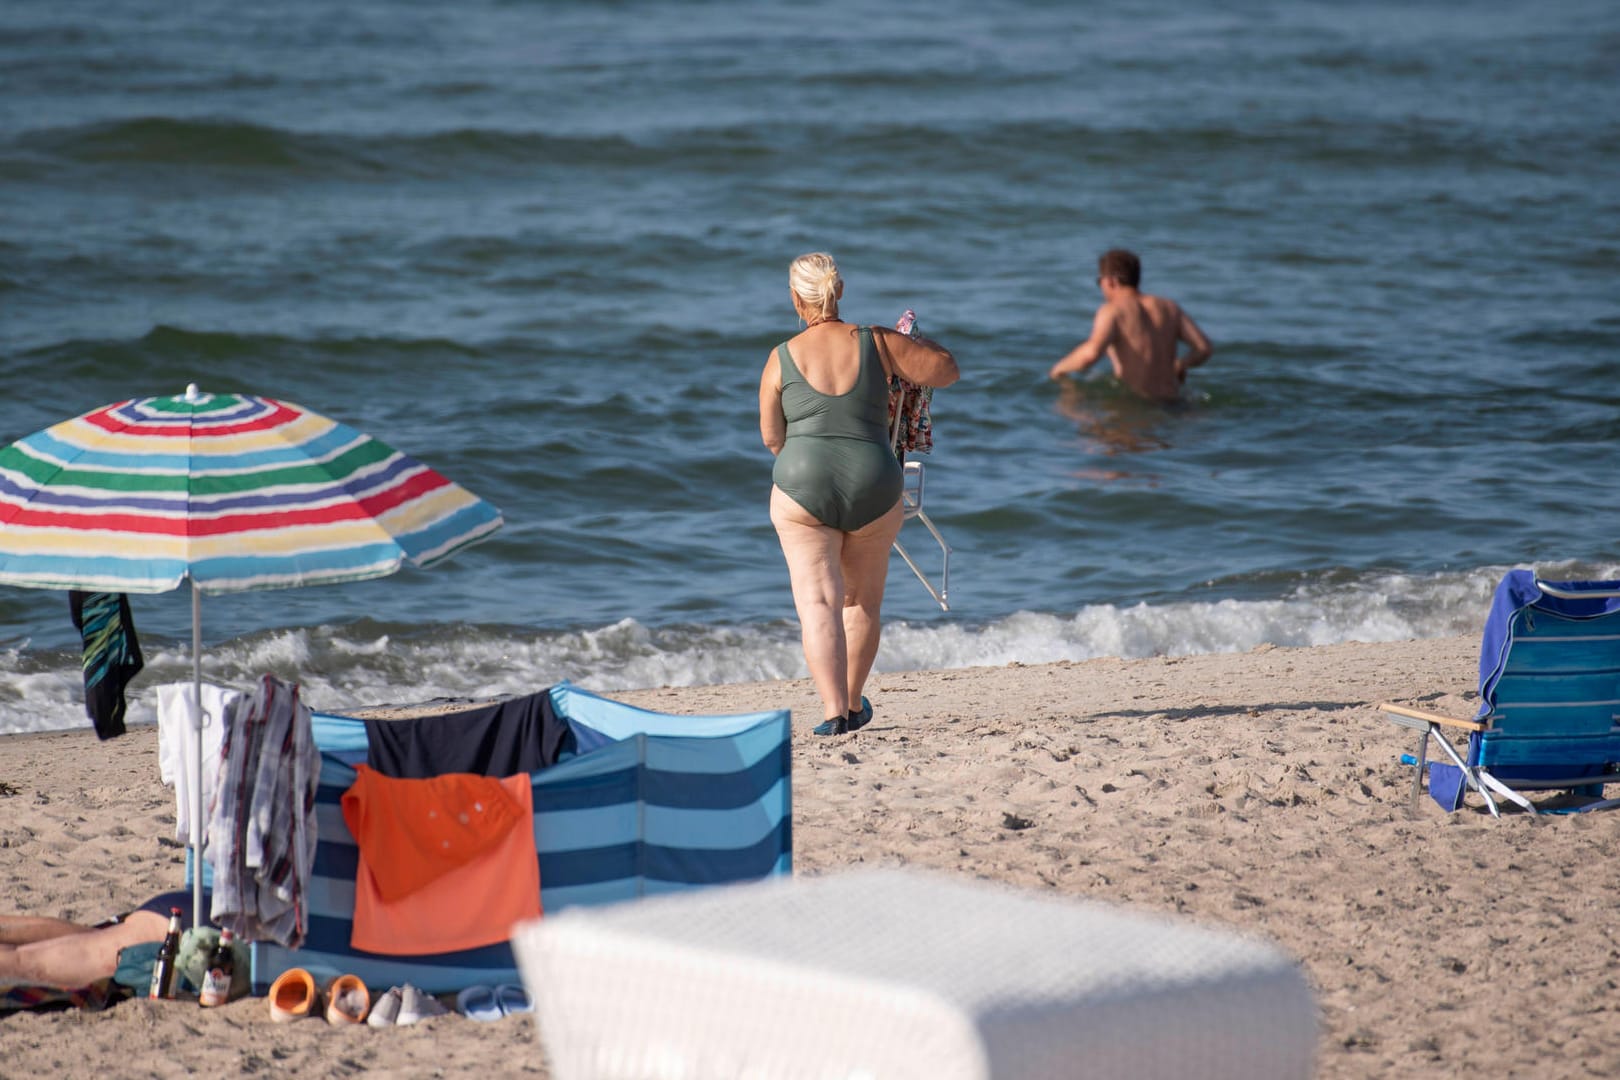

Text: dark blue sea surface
xmin=3 ymin=0 xmax=1618 ymax=732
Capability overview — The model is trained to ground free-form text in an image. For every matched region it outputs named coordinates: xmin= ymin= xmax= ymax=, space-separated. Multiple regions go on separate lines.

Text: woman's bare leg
xmin=771 ymin=487 xmax=850 ymax=722
xmin=841 ymin=500 xmax=903 ymax=709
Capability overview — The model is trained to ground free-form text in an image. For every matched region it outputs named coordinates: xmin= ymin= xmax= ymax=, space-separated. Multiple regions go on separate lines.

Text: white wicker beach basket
xmin=512 ymin=869 xmax=1316 ymax=1080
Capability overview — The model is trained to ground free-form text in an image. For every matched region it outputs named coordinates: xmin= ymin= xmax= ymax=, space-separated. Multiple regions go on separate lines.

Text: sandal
xmin=268 ymin=967 xmax=317 ymax=1023
xmin=325 ymin=974 xmax=370 ymax=1025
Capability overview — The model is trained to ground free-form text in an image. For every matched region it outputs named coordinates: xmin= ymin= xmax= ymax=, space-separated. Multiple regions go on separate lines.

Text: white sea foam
xmin=2 ymin=562 xmax=1613 ymax=737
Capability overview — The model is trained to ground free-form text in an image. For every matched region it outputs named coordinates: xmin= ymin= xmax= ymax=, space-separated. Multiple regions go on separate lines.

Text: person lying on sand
xmin=0 ymin=890 xmax=200 ymax=989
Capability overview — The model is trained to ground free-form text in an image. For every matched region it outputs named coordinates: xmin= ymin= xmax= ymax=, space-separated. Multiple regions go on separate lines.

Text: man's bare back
xmin=1048 ymin=250 xmax=1212 ymax=403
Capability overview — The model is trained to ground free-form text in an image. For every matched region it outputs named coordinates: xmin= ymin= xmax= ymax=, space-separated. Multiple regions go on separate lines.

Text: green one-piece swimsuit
xmin=772 ymin=326 xmax=903 ymax=531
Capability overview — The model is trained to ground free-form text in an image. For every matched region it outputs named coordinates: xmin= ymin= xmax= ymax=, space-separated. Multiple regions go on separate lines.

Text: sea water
xmin=2 ymin=0 xmax=1618 ymax=734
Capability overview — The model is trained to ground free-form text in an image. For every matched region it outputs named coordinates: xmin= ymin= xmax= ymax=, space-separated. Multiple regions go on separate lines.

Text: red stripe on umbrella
xmin=4 ymin=471 xmax=451 ymax=536
xmin=83 ymin=401 xmax=305 ymax=438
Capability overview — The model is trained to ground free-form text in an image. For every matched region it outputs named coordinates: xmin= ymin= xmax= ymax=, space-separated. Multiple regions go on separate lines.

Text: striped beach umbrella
xmin=0 ymin=384 xmax=504 ymax=924
xmin=0 ymin=385 xmax=502 ymax=593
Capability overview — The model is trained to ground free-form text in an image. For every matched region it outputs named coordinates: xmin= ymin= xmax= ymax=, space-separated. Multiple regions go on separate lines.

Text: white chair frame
xmin=889 ymin=383 xmax=950 ymax=611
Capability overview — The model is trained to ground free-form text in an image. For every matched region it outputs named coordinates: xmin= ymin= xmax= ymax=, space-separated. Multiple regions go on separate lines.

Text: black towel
xmin=363 ymin=689 xmax=573 ymax=779
xmin=68 ymin=591 xmax=145 ymax=740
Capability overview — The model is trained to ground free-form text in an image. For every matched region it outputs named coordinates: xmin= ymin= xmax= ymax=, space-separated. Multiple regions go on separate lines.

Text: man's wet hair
xmin=1097 ymin=249 xmax=1141 ymax=288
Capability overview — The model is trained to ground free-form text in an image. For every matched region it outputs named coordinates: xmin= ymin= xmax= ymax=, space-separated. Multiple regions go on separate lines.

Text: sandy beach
xmin=3 ymin=634 xmax=1618 ymax=1078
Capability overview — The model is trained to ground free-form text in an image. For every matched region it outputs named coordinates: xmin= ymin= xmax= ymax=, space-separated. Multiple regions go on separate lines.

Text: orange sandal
xmin=268 ymin=968 xmax=317 ymax=1023
xmin=325 ymin=974 xmax=371 ymax=1024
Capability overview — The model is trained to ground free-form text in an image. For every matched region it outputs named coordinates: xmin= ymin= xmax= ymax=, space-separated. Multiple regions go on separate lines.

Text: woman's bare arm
xmin=873 ymin=326 xmax=959 ymax=388
xmin=759 ymin=351 xmax=786 ymax=455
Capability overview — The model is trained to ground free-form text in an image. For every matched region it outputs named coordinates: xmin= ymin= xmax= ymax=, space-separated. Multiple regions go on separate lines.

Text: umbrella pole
xmin=191 ymin=582 xmax=204 ymax=930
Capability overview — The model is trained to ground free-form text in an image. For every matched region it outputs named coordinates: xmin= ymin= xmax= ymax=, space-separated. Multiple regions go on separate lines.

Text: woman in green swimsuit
xmin=759 ymin=252 xmax=959 ymax=735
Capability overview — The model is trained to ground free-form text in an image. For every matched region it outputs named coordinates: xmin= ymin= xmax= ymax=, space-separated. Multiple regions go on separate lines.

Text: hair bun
xmin=788 ymin=251 xmax=842 ymax=319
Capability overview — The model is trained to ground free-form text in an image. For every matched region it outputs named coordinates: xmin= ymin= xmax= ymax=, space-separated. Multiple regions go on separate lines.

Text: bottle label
xmin=199 ymin=967 xmax=231 ymax=1007
xmin=148 ymin=955 xmax=175 ymax=1000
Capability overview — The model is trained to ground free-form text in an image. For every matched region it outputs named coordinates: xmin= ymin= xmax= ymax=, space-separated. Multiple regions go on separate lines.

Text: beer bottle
xmin=198 ymin=929 xmax=236 ymax=1007
xmin=147 ymin=907 xmax=184 ymax=1000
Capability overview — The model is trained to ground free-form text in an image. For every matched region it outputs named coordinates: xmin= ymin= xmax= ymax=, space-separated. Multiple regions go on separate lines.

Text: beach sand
xmin=2 ymin=635 xmax=1617 ymax=1078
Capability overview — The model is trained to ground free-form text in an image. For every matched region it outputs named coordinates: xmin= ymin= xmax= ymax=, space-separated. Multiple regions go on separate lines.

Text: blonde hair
xmin=788 ymin=252 xmax=842 ymax=321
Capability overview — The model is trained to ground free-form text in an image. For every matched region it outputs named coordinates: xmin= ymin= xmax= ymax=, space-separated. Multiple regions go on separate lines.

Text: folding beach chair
xmin=891 ymin=450 xmax=951 ymax=611
xmin=1379 ymin=570 xmax=1620 ymax=816
xmin=887 ymin=312 xmax=946 ymax=612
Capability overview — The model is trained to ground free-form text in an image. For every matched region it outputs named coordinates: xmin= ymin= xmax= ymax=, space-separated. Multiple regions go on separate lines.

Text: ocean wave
xmin=9 ymin=326 xmax=496 ymax=387
xmin=8 ymin=117 xmax=644 ymax=179
xmin=1293 ymin=49 xmax=1435 ymax=77
xmin=1505 ymin=325 xmax=1620 ymax=351
xmin=6 ymin=563 xmax=1609 ymax=737
xmin=6 ymin=113 xmax=1579 ymax=187
xmin=769 ymin=117 xmax=1575 ymax=176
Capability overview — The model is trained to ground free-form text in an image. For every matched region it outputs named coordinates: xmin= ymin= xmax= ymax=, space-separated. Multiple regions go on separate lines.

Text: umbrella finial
xmin=184 ymin=383 xmax=202 ymax=403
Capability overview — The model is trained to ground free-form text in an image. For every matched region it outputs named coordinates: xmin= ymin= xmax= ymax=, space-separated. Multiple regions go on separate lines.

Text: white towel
xmin=155 ymin=682 xmax=241 ymax=848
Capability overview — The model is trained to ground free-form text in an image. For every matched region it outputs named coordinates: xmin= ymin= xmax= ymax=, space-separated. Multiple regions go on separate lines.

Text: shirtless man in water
xmin=1048 ymin=249 xmax=1213 ymax=402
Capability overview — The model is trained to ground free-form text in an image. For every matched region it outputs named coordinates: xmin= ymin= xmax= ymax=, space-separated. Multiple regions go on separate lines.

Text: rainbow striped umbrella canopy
xmin=0 ymin=385 xmax=504 ymax=594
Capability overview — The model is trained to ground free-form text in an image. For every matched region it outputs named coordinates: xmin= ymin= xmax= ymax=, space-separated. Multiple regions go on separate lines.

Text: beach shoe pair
xmin=812 ymin=697 xmax=873 ymax=737
xmin=268 ymin=969 xmax=370 ymax=1025
xmin=367 ymin=983 xmax=450 ymax=1027
xmin=454 ymin=982 xmax=532 ymax=1022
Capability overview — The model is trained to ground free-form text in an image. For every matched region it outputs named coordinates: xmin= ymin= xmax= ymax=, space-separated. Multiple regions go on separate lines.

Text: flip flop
xmin=268 ymin=968 xmax=317 ymax=1023
xmin=495 ymin=983 xmax=532 ymax=1016
xmin=456 ymin=984 xmax=503 ymax=1022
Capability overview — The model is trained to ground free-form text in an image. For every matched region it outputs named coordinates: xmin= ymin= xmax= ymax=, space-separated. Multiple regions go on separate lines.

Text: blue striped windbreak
xmin=249 ymin=683 xmax=792 ymax=994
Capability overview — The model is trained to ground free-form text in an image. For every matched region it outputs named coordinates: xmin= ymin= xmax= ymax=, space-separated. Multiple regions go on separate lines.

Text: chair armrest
xmin=900 ymin=460 xmax=924 ymax=517
xmin=1378 ymin=702 xmax=1486 ymax=732
xmin=1535 ymin=579 xmax=1620 ymax=599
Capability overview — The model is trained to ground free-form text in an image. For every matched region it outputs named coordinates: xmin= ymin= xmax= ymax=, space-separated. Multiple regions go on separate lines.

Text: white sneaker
xmin=367 ymin=986 xmax=402 ymax=1028
xmin=396 ymin=984 xmax=449 ymax=1026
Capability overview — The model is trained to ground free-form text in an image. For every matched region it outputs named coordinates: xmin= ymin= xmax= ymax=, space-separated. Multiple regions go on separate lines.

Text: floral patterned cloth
xmin=888 ymin=309 xmax=934 ymax=460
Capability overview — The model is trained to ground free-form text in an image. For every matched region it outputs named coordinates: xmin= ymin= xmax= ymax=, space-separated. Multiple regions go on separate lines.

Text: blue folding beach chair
xmin=1379 ymin=570 xmax=1620 ymax=816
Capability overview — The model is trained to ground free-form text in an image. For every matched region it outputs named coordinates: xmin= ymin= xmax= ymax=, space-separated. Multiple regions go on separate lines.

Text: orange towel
xmin=342 ymin=768 xmax=541 ymax=955
xmin=342 ymin=765 xmax=524 ymax=900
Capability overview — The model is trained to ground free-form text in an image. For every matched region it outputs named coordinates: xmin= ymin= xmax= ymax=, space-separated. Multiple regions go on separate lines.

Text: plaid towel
xmin=207 ymin=674 xmax=318 ymax=948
